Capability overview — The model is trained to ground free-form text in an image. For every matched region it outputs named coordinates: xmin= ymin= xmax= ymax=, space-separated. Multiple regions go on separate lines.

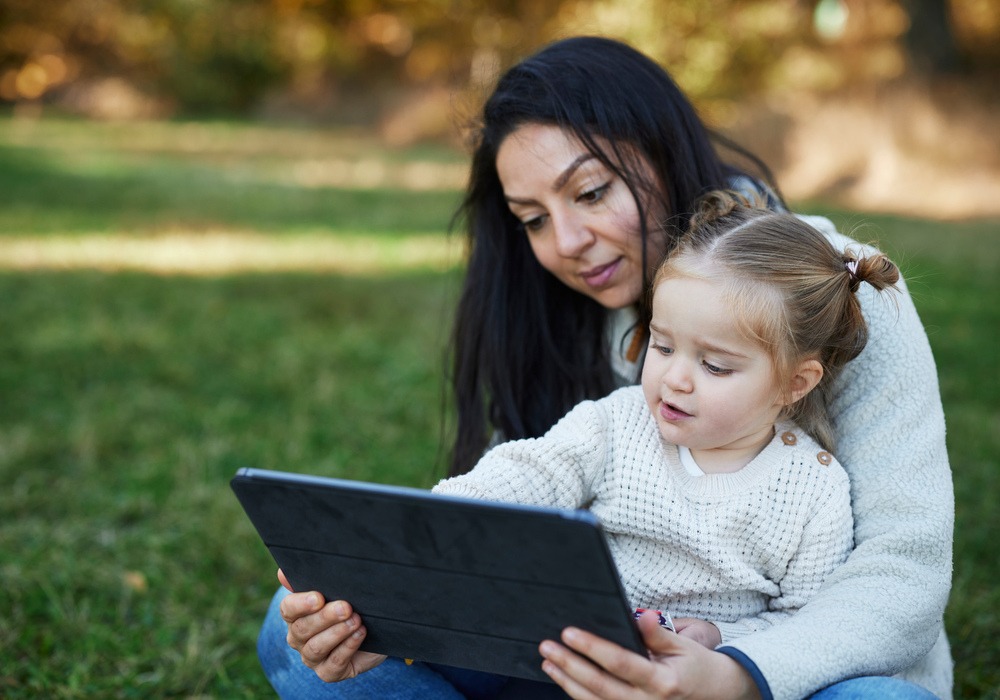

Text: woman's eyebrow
xmin=552 ymin=153 xmax=595 ymax=191
xmin=504 ymin=153 xmax=596 ymax=205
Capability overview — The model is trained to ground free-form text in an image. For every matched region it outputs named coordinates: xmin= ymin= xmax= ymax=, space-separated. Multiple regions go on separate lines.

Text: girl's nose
xmin=663 ymin=361 xmax=693 ymax=393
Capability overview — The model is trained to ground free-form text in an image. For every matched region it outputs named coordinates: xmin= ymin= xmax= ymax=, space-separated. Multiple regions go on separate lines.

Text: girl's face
xmin=641 ymin=272 xmax=788 ymax=470
xmin=495 ymin=123 xmax=667 ymax=309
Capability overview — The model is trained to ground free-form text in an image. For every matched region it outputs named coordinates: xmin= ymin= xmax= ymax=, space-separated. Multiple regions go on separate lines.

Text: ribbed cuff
xmin=716 ymin=646 xmax=772 ymax=700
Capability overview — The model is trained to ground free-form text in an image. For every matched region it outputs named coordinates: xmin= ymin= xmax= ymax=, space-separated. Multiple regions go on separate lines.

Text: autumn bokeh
xmin=2 ymin=0 xmax=999 ymax=218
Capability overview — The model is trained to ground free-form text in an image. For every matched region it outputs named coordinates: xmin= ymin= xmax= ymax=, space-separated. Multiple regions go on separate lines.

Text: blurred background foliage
xmin=1 ymin=0 xmax=996 ymax=125
xmin=3 ymin=0 xmax=998 ymax=219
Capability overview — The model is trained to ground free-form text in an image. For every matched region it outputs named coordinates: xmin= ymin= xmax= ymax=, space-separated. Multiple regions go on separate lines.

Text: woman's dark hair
xmin=448 ymin=36 xmax=782 ymax=475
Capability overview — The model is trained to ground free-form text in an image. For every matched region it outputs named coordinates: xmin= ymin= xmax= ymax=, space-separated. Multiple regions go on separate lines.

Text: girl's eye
xmin=651 ymin=343 xmax=672 ymax=356
xmin=703 ymin=361 xmax=733 ymax=376
xmin=578 ymin=183 xmax=610 ymax=204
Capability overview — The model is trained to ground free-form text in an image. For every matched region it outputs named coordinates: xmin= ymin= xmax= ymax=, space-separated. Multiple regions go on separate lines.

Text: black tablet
xmin=231 ymin=467 xmax=645 ymax=682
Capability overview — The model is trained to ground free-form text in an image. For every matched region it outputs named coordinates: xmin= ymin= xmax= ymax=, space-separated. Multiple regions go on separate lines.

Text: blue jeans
xmin=810 ymin=676 xmax=939 ymax=699
xmin=257 ymin=588 xmax=936 ymax=699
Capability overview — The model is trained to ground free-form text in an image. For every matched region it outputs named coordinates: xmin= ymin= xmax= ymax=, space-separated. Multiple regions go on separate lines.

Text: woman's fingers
xmin=281 ymin=595 xmax=357 ymax=655
xmin=305 ymin=619 xmax=375 ymax=681
xmin=277 ymin=568 xmax=293 ymax=592
xmin=539 ymin=613 xmax=694 ymax=699
xmin=297 ymin=606 xmax=359 ymax=662
xmin=541 ymin=636 xmax=625 ymax=700
xmin=279 ymin=590 xmax=325 ymax=625
xmin=271 ymin=573 xmax=384 ymax=683
xmin=566 ymin=621 xmax=671 ymax=687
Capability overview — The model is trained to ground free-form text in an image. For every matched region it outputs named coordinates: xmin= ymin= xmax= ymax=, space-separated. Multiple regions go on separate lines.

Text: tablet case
xmin=231 ymin=467 xmax=645 ymax=682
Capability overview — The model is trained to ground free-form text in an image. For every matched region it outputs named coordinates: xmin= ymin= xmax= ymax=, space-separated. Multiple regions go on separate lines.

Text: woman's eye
xmin=703 ymin=361 xmax=733 ymax=376
xmin=578 ymin=183 xmax=610 ymax=204
xmin=522 ymin=215 xmax=546 ymax=232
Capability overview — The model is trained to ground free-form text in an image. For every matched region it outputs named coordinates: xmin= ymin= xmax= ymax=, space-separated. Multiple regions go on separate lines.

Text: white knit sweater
xmin=435 ymin=386 xmax=854 ymax=645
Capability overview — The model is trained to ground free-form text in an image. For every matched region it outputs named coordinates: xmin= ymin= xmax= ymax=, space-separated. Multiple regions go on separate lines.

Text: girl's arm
xmin=433 ymin=395 xmax=617 ymax=508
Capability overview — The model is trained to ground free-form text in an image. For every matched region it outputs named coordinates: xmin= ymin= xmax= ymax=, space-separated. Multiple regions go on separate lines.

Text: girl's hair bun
xmin=689 ymin=190 xmax=767 ymax=232
xmin=843 ymin=252 xmax=900 ymax=292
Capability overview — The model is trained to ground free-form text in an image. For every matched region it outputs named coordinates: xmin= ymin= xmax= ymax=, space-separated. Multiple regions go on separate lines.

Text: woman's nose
xmin=551 ymin=212 xmax=594 ymax=258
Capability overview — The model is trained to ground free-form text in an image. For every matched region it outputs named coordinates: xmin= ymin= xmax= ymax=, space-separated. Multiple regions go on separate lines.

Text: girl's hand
xmin=538 ymin=611 xmax=760 ymax=700
xmin=672 ymin=617 xmax=722 ymax=649
xmin=277 ymin=569 xmax=387 ymax=682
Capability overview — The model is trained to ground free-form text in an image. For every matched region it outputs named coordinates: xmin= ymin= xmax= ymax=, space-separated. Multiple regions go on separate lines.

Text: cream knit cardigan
xmin=435 ymin=388 xmax=855 ymax=644
xmin=443 ymin=216 xmax=954 ymax=699
xmin=726 ymin=218 xmax=954 ymax=699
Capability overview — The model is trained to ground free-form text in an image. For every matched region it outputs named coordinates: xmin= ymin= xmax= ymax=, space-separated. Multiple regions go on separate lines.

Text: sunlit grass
xmin=0 ymin=231 xmax=462 ymax=274
xmin=1 ymin=117 xmax=998 ymax=698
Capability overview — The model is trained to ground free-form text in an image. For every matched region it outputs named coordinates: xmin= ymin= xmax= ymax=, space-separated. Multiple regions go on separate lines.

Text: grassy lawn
xmin=1 ymin=117 xmax=997 ymax=698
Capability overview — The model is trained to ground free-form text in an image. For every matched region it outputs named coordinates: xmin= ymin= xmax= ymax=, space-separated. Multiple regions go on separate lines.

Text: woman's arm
xmin=718 ymin=220 xmax=954 ymax=699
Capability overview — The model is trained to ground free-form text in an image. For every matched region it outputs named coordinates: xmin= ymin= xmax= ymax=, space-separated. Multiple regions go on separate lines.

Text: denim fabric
xmin=810 ymin=676 xmax=939 ymax=700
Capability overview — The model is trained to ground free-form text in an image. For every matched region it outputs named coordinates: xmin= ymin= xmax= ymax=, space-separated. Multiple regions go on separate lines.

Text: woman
xmin=258 ymin=36 xmax=953 ymax=699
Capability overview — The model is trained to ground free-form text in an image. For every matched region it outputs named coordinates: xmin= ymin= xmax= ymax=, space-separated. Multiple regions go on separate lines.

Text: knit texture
xmin=717 ymin=217 xmax=954 ymax=700
xmin=597 ymin=217 xmax=953 ymax=699
xmin=435 ymin=386 xmax=854 ymax=645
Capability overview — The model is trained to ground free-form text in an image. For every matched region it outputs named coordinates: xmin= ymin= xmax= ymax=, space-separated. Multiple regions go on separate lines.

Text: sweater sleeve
xmin=721 ymin=218 xmax=954 ymax=699
xmin=712 ymin=465 xmax=854 ymax=644
xmin=433 ymin=398 xmax=613 ymax=509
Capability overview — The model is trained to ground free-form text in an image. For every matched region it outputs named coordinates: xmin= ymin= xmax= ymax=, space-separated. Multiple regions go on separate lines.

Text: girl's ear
xmin=785 ymin=359 xmax=824 ymax=405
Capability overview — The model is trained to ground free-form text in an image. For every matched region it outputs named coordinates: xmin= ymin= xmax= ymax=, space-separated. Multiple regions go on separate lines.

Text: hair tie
xmin=845 ymin=260 xmax=859 ymax=279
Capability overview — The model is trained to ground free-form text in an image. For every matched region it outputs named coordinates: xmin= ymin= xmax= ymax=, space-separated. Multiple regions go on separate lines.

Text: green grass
xmin=1 ymin=117 xmax=998 ymax=698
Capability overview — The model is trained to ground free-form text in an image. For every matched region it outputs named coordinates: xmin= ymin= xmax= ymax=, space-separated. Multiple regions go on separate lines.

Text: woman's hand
xmin=539 ymin=611 xmax=761 ymax=700
xmin=672 ymin=617 xmax=722 ymax=649
xmin=277 ymin=569 xmax=387 ymax=682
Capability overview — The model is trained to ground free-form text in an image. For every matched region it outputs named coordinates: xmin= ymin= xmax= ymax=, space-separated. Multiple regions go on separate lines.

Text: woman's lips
xmin=581 ymin=258 xmax=621 ymax=288
xmin=659 ymin=402 xmax=692 ymax=421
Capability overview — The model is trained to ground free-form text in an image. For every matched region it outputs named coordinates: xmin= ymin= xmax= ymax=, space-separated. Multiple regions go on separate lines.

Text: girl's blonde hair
xmin=653 ymin=190 xmax=900 ymax=451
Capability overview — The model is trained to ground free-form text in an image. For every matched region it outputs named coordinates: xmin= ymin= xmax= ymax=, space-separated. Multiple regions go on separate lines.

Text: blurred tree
xmin=899 ymin=0 xmax=961 ymax=74
xmin=0 ymin=0 xmax=993 ymax=119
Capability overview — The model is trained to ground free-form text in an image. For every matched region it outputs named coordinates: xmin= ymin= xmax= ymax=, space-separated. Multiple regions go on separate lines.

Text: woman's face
xmin=495 ymin=124 xmax=667 ymax=309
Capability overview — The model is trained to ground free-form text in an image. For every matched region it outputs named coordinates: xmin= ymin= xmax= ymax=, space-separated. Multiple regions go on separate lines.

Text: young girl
xmin=433 ymin=190 xmax=900 ymax=652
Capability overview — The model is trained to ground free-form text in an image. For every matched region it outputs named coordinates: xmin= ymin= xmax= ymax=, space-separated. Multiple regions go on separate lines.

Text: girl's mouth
xmin=659 ymin=402 xmax=692 ymax=421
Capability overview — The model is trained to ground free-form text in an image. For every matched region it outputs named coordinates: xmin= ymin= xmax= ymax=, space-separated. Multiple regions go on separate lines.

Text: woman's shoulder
xmin=793 ymin=213 xmax=878 ymax=256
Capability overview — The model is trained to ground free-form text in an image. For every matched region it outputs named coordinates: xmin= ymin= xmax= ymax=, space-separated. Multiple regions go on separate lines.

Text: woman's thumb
xmin=637 ymin=611 xmax=686 ymax=656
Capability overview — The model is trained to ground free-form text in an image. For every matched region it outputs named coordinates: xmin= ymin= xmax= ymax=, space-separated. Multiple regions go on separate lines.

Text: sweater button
xmin=817 ymin=451 xmax=833 ymax=465
xmin=781 ymin=431 xmax=797 ymax=445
